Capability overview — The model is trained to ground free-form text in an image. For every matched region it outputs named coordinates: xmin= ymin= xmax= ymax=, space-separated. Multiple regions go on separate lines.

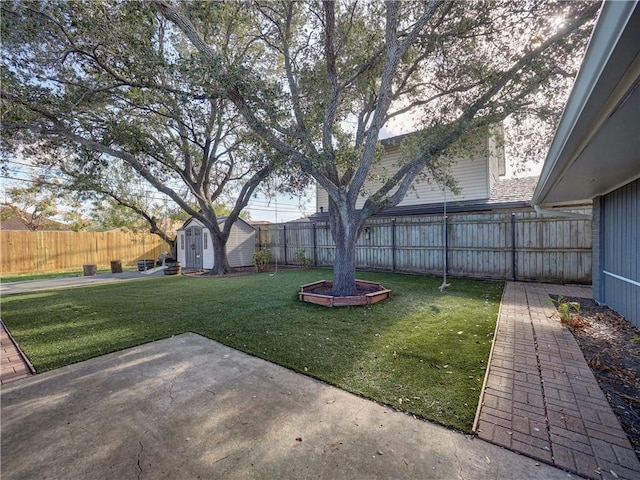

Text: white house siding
xmin=316 ymin=149 xmax=490 ymax=212
xmin=488 ymin=124 xmax=506 ymax=191
xmin=224 ymin=220 xmax=255 ymax=267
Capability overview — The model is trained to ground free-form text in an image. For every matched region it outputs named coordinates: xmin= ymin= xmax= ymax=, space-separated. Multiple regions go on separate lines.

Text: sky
xmin=246 ymin=189 xmax=315 ymax=223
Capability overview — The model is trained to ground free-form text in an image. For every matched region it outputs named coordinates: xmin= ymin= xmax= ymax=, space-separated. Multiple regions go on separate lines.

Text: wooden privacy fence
xmin=1 ymin=231 xmax=172 ymax=274
xmin=255 ymin=209 xmax=593 ymax=283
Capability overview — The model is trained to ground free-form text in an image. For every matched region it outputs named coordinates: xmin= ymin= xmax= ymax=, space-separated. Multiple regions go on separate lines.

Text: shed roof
xmin=178 ymin=216 xmax=255 ymax=231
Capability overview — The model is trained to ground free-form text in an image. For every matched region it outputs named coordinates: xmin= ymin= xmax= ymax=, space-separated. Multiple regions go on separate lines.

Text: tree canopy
xmin=2 ymin=1 xmax=599 ymax=289
xmin=1 ymin=0 xmax=302 ymax=273
xmin=154 ymin=0 xmax=599 ymax=294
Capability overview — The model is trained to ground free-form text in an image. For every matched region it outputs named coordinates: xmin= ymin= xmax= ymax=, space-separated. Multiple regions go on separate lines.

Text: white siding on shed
xmin=176 ymin=217 xmax=255 ymax=269
xmin=224 ymin=219 xmax=255 ymax=267
xmin=202 ymin=229 xmax=215 ymax=268
xmin=177 ymin=231 xmax=186 ymax=265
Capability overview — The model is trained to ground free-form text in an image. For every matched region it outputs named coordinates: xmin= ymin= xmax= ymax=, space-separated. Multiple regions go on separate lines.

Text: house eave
xmin=532 ymin=1 xmax=640 ymax=208
xmin=306 ymin=200 xmax=563 ymax=222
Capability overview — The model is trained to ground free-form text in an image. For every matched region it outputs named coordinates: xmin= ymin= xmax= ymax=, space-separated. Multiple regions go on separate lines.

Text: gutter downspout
xmin=532 ymin=204 xmax=592 ymax=219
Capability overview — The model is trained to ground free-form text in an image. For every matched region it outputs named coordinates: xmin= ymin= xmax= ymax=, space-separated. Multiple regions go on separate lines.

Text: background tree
xmin=1 ymin=1 xmax=298 ymax=274
xmin=158 ymin=0 xmax=599 ymax=294
xmin=1 ymin=178 xmax=59 ymax=231
xmin=1 ymin=175 xmax=89 ymax=231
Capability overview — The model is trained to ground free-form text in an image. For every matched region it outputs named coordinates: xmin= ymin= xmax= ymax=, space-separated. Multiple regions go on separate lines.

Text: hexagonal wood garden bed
xmin=299 ymin=279 xmax=391 ymax=307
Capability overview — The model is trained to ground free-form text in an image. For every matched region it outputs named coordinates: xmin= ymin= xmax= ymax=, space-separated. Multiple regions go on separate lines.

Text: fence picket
xmin=258 ymin=209 xmax=592 ymax=283
xmin=1 ymin=231 xmax=170 ymax=274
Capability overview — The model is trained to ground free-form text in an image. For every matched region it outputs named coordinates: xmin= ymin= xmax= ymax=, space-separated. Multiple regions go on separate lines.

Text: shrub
xmin=294 ymin=250 xmax=311 ymax=268
xmin=253 ymin=249 xmax=272 ymax=272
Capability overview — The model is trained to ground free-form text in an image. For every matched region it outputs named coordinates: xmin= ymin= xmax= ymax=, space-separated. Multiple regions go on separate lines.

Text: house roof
xmin=0 ymin=216 xmax=31 ymax=231
xmin=0 ymin=206 xmax=68 ymax=231
xmin=532 ymin=1 xmax=640 ymax=207
xmin=376 ymin=176 xmax=542 ymax=216
xmin=489 ymin=176 xmax=539 ymax=204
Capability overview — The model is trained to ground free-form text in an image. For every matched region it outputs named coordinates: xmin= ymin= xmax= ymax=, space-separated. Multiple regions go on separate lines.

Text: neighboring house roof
xmin=532 ymin=1 xmax=640 ymax=207
xmin=286 ymin=216 xmax=313 ymax=223
xmin=488 ymin=176 xmax=539 ymax=205
xmin=0 ymin=216 xmax=31 ymax=231
xmin=307 ymin=176 xmax=543 ymax=219
xmin=0 ymin=207 xmax=68 ymax=231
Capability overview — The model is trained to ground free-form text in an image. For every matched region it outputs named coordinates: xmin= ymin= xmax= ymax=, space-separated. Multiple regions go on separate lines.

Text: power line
xmin=2 ymin=160 xmax=43 ymax=169
xmin=1 ymin=176 xmax=311 ymax=214
xmin=3 ymin=167 xmax=312 ymax=207
xmin=0 ymin=175 xmax=60 ymax=186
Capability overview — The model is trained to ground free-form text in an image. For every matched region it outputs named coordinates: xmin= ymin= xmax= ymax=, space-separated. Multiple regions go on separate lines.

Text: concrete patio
xmin=1 ymin=333 xmax=572 ymax=480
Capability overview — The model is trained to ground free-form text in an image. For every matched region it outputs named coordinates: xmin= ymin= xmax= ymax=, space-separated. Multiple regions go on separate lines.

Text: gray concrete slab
xmin=1 ymin=333 xmax=582 ymax=480
xmin=0 ymin=269 xmax=166 ymax=296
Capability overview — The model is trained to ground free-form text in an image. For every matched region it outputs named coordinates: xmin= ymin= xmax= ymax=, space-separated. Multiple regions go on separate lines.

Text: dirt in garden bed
xmin=551 ymin=295 xmax=640 ymax=457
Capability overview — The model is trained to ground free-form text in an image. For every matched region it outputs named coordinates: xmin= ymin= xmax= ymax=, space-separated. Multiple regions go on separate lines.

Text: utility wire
xmin=1 ymin=175 xmax=311 ymax=215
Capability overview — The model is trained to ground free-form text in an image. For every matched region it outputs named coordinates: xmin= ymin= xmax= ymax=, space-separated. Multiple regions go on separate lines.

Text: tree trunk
xmin=329 ymin=206 xmax=362 ymax=296
xmin=209 ymin=231 xmax=232 ymax=275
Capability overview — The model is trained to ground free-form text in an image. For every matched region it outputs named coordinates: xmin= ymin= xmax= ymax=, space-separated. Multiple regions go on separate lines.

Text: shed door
xmin=185 ymin=226 xmax=203 ymax=269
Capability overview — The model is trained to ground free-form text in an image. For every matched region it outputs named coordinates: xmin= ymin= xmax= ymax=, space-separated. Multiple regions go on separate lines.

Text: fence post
xmin=391 ymin=219 xmax=397 ymax=272
xmin=312 ymin=223 xmax=318 ymax=267
xmin=283 ymin=224 xmax=288 ymax=265
xmin=511 ymin=213 xmax=517 ymax=281
xmin=445 ymin=214 xmax=449 ymax=276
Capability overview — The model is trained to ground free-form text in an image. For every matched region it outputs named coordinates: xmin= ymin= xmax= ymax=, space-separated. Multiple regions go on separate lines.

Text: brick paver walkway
xmin=1 ymin=320 xmax=34 ymax=384
xmin=474 ymin=282 xmax=640 ymax=480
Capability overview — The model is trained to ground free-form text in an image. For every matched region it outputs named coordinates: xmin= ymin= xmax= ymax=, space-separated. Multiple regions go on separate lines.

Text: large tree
xmin=1 ymin=1 xmax=294 ymax=274
xmin=156 ymin=0 xmax=599 ymax=294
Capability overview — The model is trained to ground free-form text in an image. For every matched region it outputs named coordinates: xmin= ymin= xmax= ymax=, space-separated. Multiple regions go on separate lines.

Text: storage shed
xmin=176 ymin=217 xmax=255 ymax=270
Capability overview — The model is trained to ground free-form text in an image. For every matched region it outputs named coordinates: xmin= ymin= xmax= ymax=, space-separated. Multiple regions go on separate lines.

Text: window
xmin=180 ymin=233 xmax=184 ymax=250
xmin=204 ymin=231 xmax=208 ymax=249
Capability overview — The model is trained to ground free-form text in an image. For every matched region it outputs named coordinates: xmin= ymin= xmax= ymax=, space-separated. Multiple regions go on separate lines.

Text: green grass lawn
xmin=0 ymin=269 xmax=502 ymax=432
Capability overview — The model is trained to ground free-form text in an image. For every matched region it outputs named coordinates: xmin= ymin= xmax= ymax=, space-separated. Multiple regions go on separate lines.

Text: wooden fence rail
xmin=256 ymin=209 xmax=593 ymax=284
xmin=1 ymin=231 xmax=171 ymax=274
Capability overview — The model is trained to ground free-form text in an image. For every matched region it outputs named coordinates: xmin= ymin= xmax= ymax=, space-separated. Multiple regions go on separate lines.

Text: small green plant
xmin=252 ymin=249 xmax=272 ymax=272
xmin=294 ymin=250 xmax=311 ymax=268
xmin=555 ymin=295 xmax=582 ymax=326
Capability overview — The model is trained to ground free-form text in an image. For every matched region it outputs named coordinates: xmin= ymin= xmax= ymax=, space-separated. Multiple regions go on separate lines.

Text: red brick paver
xmin=1 ymin=320 xmax=35 ymax=384
xmin=474 ymin=282 xmax=640 ymax=480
